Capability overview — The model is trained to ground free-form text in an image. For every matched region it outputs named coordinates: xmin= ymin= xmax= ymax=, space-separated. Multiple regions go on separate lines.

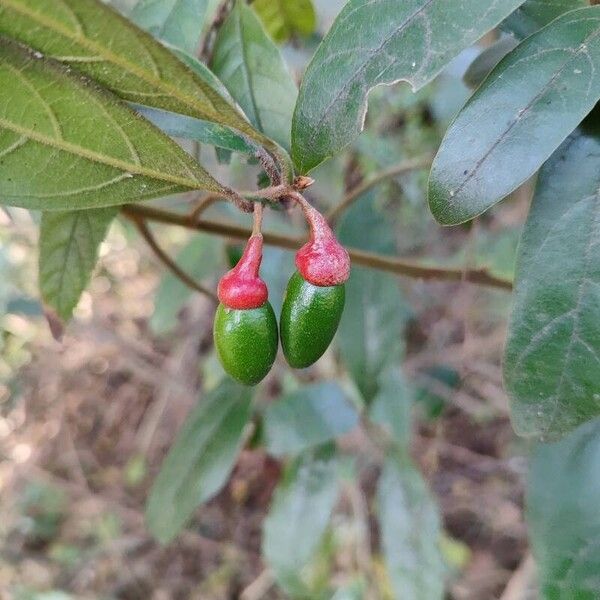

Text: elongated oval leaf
xmin=253 ymin=0 xmax=316 ymax=43
xmin=504 ymin=116 xmax=600 ymax=439
xmin=130 ymin=0 xmax=207 ymax=54
xmin=377 ymin=453 xmax=445 ymax=600
xmin=262 ymin=448 xmax=339 ymax=592
xmin=0 ymin=40 xmax=222 ymax=210
xmin=146 ymin=379 xmax=252 ymax=544
xmin=263 ymin=381 xmax=359 ymax=457
xmin=503 ymin=0 xmax=588 ymax=39
xmin=291 ymin=0 xmax=526 ymax=173
xmin=527 ymin=418 xmax=600 ymax=597
xmin=429 ymin=7 xmax=600 ymax=225
xmin=0 ymin=0 xmax=266 ymax=146
xmin=39 ymin=208 xmax=117 ymax=322
xmin=211 ymin=1 xmax=298 ymax=151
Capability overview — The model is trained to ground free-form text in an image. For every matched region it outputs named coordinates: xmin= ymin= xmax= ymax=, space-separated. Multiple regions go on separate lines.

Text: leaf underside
xmin=291 ymin=0 xmax=527 ymax=173
xmin=0 ymin=39 xmax=220 ymax=210
xmin=39 ymin=208 xmax=117 ymax=321
xmin=0 ymin=0 xmax=265 ymax=144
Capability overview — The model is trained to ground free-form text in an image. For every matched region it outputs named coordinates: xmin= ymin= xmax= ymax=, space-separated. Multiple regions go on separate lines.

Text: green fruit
xmin=214 ymin=302 xmax=278 ymax=385
xmin=280 ymin=271 xmax=345 ymax=368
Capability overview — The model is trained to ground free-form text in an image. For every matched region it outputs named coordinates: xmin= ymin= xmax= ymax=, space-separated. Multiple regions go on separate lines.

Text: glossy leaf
xmin=211 ymin=1 xmax=298 ymax=151
xmin=0 ymin=40 xmax=222 ymax=209
xmin=429 ymin=7 xmax=600 ymax=225
xmin=463 ymin=37 xmax=518 ymax=89
xmin=527 ymin=418 xmax=600 ymax=597
xmin=0 ymin=0 xmax=266 ymax=145
xmin=503 ymin=0 xmax=588 ymax=39
xmin=263 ymin=381 xmax=359 ymax=456
xmin=369 ymin=368 xmax=413 ymax=449
xmin=146 ymin=379 xmax=252 ymax=543
xmin=504 ymin=117 xmax=600 ymax=439
xmin=378 ymin=453 xmax=445 ymax=600
xmin=291 ymin=0 xmax=526 ymax=173
xmin=262 ymin=448 xmax=339 ymax=588
xmin=150 ymin=234 xmax=222 ymax=335
xmin=253 ymin=0 xmax=316 ymax=43
xmin=39 ymin=208 xmax=117 ymax=322
xmin=130 ymin=0 xmax=207 ymax=54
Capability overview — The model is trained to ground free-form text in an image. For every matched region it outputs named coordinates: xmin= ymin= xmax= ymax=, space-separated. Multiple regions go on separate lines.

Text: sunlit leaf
xmin=131 ymin=0 xmax=208 ymax=54
xmin=0 ymin=40 xmax=222 ymax=210
xmin=253 ymin=0 xmax=316 ymax=43
xmin=39 ymin=208 xmax=117 ymax=322
xmin=211 ymin=1 xmax=297 ymax=151
xmin=0 ymin=0 xmax=268 ymax=147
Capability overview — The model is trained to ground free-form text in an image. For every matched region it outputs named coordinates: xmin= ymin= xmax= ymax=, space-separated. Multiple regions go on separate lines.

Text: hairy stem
xmin=327 ymin=155 xmax=434 ymax=224
xmin=122 ymin=204 xmax=513 ymax=291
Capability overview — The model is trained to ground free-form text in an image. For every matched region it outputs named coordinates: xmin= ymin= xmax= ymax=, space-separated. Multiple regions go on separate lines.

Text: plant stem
xmin=326 ymin=155 xmax=434 ymax=224
xmin=126 ymin=213 xmax=219 ymax=303
xmin=252 ymin=202 xmax=263 ymax=236
xmin=121 ymin=204 xmax=513 ymax=291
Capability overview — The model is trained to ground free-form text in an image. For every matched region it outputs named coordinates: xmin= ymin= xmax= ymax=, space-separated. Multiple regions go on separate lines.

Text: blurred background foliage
xmin=0 ymin=0 xmax=542 ymax=598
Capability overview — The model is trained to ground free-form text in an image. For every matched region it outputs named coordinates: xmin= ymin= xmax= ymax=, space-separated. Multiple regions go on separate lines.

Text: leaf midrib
xmin=0 ymin=0 xmax=252 ymax=133
xmin=0 ymin=116 xmax=208 ymax=189
xmin=452 ymin=23 xmax=600 ymax=198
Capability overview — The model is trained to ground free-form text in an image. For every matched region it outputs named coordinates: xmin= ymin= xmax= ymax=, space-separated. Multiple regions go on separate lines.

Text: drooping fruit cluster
xmin=213 ymin=199 xmax=350 ymax=386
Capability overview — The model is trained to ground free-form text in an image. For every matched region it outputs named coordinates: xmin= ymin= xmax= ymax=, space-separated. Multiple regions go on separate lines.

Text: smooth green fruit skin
xmin=280 ymin=271 xmax=345 ymax=369
xmin=214 ymin=302 xmax=278 ymax=386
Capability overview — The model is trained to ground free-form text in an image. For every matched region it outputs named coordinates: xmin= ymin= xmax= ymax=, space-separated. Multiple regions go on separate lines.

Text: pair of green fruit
xmin=214 ymin=270 xmax=345 ymax=385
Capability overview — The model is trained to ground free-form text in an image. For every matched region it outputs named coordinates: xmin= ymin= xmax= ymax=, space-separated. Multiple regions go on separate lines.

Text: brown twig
xmin=121 ymin=204 xmax=513 ymax=290
xmin=326 ymin=155 xmax=434 ymax=224
xmin=125 ymin=212 xmax=219 ymax=302
xmin=199 ymin=0 xmax=234 ymax=62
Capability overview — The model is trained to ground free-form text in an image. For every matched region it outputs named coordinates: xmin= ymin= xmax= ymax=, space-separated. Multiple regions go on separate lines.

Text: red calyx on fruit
xmin=296 ymin=203 xmax=350 ymax=287
xmin=218 ymin=234 xmax=268 ymax=309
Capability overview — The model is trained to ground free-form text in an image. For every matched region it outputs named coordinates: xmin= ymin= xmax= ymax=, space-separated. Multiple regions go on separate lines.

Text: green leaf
xmin=503 ymin=0 xmax=589 ymax=39
xmin=253 ymin=0 xmax=316 ymax=43
xmin=369 ymin=369 xmax=413 ymax=449
xmin=263 ymin=382 xmax=359 ymax=457
xmin=146 ymin=379 xmax=252 ymax=543
xmin=0 ymin=0 xmax=267 ymax=146
xmin=130 ymin=0 xmax=207 ymax=54
xmin=527 ymin=418 xmax=600 ymax=598
xmin=211 ymin=1 xmax=298 ymax=151
xmin=262 ymin=448 xmax=339 ymax=590
xmin=463 ymin=37 xmax=518 ymax=89
xmin=504 ymin=116 xmax=600 ymax=440
xmin=39 ymin=208 xmax=117 ymax=322
xmin=377 ymin=453 xmax=445 ymax=600
xmin=429 ymin=7 xmax=600 ymax=225
xmin=133 ymin=105 xmax=256 ymax=154
xmin=291 ymin=0 xmax=527 ymax=174
xmin=150 ymin=234 xmax=222 ymax=335
xmin=0 ymin=40 xmax=224 ymax=210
